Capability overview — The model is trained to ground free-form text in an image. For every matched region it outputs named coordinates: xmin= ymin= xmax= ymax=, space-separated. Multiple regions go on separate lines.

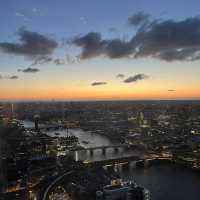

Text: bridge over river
xmin=70 ymin=144 xmax=134 ymax=155
xmin=69 ymin=143 xmax=146 ymax=162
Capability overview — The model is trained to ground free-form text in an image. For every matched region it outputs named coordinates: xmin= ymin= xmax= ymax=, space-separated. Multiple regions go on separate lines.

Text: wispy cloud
xmin=18 ymin=67 xmax=40 ymax=73
xmin=30 ymin=56 xmax=53 ymax=66
xmin=80 ymin=16 xmax=88 ymax=24
xmin=32 ymin=7 xmax=45 ymax=16
xmin=116 ymin=74 xmax=125 ymax=78
xmin=108 ymin=27 xmax=119 ymax=33
xmin=91 ymin=82 xmax=107 ymax=86
xmin=15 ymin=12 xmax=30 ymax=22
xmin=168 ymin=89 xmax=176 ymax=92
xmin=54 ymin=58 xmax=65 ymax=65
xmin=0 ymin=75 xmax=19 ymax=80
xmin=16 ymin=12 xmax=25 ymax=17
xmin=9 ymin=75 xmax=19 ymax=79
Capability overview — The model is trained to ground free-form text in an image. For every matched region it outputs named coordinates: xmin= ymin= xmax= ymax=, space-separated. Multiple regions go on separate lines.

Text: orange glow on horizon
xmin=1 ymin=87 xmax=200 ymax=101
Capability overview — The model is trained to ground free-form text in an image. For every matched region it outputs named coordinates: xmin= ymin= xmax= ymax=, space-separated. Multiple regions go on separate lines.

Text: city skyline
xmin=1 ymin=0 xmax=200 ymax=101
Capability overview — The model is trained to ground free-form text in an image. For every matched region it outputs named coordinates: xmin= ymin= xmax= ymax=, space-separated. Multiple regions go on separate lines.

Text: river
xmin=22 ymin=121 xmax=200 ymax=200
xmin=120 ymin=163 xmax=200 ymax=200
xmin=45 ymin=127 xmax=200 ymax=200
xmin=46 ymin=128 xmax=142 ymax=162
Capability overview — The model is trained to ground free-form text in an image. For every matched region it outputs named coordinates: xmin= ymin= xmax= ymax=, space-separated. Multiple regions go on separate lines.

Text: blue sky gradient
xmin=0 ymin=0 xmax=200 ymax=100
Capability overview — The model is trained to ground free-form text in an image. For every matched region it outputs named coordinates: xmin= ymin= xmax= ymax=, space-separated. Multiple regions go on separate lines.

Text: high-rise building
xmin=34 ymin=114 xmax=40 ymax=132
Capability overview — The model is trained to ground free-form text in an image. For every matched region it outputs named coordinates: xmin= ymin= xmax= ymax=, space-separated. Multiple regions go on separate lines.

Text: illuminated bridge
xmin=70 ymin=144 xmax=134 ymax=156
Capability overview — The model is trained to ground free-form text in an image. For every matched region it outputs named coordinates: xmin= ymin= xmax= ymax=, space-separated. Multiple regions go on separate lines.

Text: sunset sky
xmin=0 ymin=0 xmax=200 ymax=101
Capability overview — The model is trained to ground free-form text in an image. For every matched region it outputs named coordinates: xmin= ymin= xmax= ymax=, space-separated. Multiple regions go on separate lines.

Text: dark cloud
xmin=71 ymin=32 xmax=134 ymax=59
xmin=116 ymin=74 xmax=125 ymax=78
xmin=91 ymin=82 xmax=107 ymax=86
xmin=106 ymin=39 xmax=134 ymax=58
xmin=18 ymin=67 xmax=40 ymax=73
xmin=0 ymin=28 xmax=58 ymax=60
xmin=133 ymin=17 xmax=200 ymax=61
xmin=72 ymin=16 xmax=200 ymax=61
xmin=72 ymin=32 xmax=106 ymax=59
xmin=128 ymin=12 xmax=151 ymax=26
xmin=124 ymin=74 xmax=148 ymax=83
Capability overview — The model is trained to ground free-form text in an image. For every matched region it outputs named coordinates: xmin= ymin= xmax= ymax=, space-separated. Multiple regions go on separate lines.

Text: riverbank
xmin=135 ymin=157 xmax=200 ymax=173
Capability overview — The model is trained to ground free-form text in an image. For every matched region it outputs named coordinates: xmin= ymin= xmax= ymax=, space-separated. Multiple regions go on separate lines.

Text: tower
xmin=34 ymin=114 xmax=40 ymax=132
xmin=11 ymin=103 xmax=15 ymax=119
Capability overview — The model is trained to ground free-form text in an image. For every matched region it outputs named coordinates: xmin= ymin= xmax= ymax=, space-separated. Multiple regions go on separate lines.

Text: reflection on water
xmin=21 ymin=120 xmax=35 ymax=128
xmin=120 ymin=163 xmax=200 ymax=200
xmin=46 ymin=128 xmax=141 ymax=162
xmin=46 ymin=128 xmax=113 ymax=148
xmin=21 ymin=120 xmax=45 ymax=128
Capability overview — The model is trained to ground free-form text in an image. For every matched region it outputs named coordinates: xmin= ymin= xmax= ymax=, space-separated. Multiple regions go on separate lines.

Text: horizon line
xmin=1 ymin=98 xmax=200 ymax=103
